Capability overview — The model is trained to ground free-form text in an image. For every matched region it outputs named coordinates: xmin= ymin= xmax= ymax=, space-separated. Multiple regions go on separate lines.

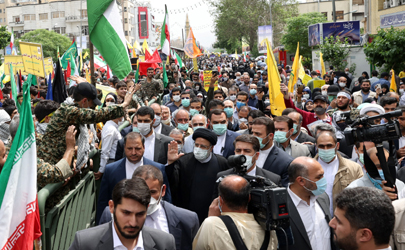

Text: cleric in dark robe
xmin=166 ymin=128 xmax=230 ymax=224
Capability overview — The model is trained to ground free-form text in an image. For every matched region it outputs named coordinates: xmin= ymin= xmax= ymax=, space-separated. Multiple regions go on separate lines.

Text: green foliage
xmin=15 ymin=29 xmax=72 ymax=62
xmin=363 ymin=27 xmax=405 ymax=74
xmin=281 ymin=12 xmax=328 ymax=60
xmin=210 ymin=0 xmax=298 ymax=55
xmin=319 ymin=36 xmax=350 ymax=71
xmin=0 ymin=26 xmax=12 ymax=62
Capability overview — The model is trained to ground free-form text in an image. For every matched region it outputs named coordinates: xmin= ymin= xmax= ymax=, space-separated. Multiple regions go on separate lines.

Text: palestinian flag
xmin=0 ymin=79 xmax=41 ymax=249
xmin=88 ymin=0 xmax=131 ymax=79
xmin=160 ymin=5 xmax=170 ymax=87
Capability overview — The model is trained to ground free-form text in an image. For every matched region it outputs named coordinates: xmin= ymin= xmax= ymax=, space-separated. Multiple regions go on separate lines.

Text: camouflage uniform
xmin=327 ymin=106 xmax=360 ymax=122
xmin=166 ymin=70 xmax=175 ymax=84
xmin=136 ymin=78 xmax=163 ymax=102
xmin=37 ymin=158 xmax=72 ymax=189
xmin=37 ymin=103 xmax=125 ymax=165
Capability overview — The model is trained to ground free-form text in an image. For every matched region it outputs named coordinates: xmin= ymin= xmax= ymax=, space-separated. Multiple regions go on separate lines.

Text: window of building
xmin=124 ymin=7 xmax=127 ymax=12
xmin=336 ymin=11 xmax=344 ymax=20
xmin=0 ymin=9 xmax=2 ymax=13
xmin=125 ymin=31 xmax=128 ymax=36
xmin=124 ymin=18 xmax=128 ymax=23
xmin=0 ymin=18 xmax=2 ymax=22
xmin=82 ymin=25 xmax=89 ymax=35
xmin=13 ymin=16 xmax=20 ymax=22
xmin=39 ymin=13 xmax=48 ymax=20
xmin=80 ymin=10 xmax=87 ymax=18
xmin=52 ymin=11 xmax=65 ymax=18
xmin=53 ymin=27 xmax=66 ymax=34
xmin=24 ymin=14 xmax=36 ymax=21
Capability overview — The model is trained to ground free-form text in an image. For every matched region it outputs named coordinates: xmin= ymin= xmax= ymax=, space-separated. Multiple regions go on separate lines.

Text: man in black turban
xmin=166 ymin=128 xmax=230 ymax=224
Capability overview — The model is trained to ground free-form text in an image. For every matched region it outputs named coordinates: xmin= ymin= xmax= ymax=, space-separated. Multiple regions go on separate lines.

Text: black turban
xmin=192 ymin=128 xmax=217 ymax=146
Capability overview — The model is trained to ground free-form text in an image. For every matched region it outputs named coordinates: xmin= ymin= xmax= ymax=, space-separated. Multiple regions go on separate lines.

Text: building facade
xmin=369 ymin=0 xmax=405 ymax=34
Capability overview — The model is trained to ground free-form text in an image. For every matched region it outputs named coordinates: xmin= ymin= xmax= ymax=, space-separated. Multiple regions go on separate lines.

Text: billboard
xmin=19 ymin=42 xmax=46 ymax=77
xmin=308 ymin=21 xmax=361 ymax=46
xmin=308 ymin=24 xmax=321 ymax=47
xmin=380 ymin=11 xmax=405 ymax=29
xmin=138 ymin=7 xmax=149 ymax=39
xmin=258 ymin=25 xmax=273 ymax=53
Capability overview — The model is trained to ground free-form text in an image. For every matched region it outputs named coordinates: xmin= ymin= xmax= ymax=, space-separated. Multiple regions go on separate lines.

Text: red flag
xmin=145 ymin=50 xmax=152 ymax=61
xmin=0 ymin=88 xmax=3 ymax=100
xmin=107 ymin=65 xmax=112 ymax=79
xmin=145 ymin=50 xmax=162 ymax=63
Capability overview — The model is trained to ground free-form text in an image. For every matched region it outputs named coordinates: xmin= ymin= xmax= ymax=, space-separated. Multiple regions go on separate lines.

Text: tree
xmin=15 ymin=29 xmax=72 ymax=62
xmin=0 ymin=26 xmax=12 ymax=62
xmin=319 ymin=36 xmax=351 ymax=71
xmin=281 ymin=12 xmax=328 ymax=60
xmin=210 ymin=0 xmax=297 ymax=56
xmin=364 ymin=27 xmax=405 ymax=74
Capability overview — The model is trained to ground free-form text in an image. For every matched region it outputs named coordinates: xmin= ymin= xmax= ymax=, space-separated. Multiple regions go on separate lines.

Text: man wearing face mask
xmin=209 ymin=109 xmax=239 ymax=159
xmin=38 ymin=81 xmax=135 ymax=165
xmin=314 ymin=131 xmax=363 ymax=215
xmin=239 ymin=75 xmax=250 ymax=93
xmin=150 ymin=103 xmax=174 ymax=136
xmin=281 ymin=83 xmax=331 ymax=135
xmin=337 ymin=76 xmax=350 ymax=92
xmin=226 ymin=87 xmax=238 ymax=104
xmin=234 ymin=72 xmax=242 ymax=85
xmin=347 ymin=147 xmax=405 ymax=200
xmin=224 ymin=100 xmax=239 ymax=131
xmin=248 ymin=84 xmax=259 ymax=107
xmin=182 ymin=114 xmax=207 ymax=154
xmin=161 ymin=105 xmax=172 ymax=127
xmin=167 ymin=87 xmax=182 ymax=113
xmin=283 ymin=110 xmax=315 ymax=143
xmin=273 ymin=116 xmax=311 ymax=158
xmin=166 ymin=128 xmax=230 ymax=224
xmin=33 ymin=100 xmax=60 ymax=135
xmin=287 ymin=157 xmax=337 ymax=250
xmin=115 ymin=107 xmax=172 ymax=165
xmin=173 ymin=109 xmax=193 ymax=137
xmin=98 ymin=165 xmax=200 ymax=250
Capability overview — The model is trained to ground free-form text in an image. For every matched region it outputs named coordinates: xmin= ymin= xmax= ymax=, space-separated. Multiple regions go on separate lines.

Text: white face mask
xmin=242 ymin=154 xmax=254 ymax=169
xmin=153 ymin=115 xmax=161 ymax=127
xmin=162 ymin=117 xmax=171 ymax=125
xmin=303 ymin=94 xmax=310 ymax=99
xmin=173 ymin=95 xmax=181 ymax=102
xmin=230 ymin=95 xmax=236 ymax=101
xmin=194 ymin=146 xmax=210 ymax=161
xmin=117 ymin=117 xmax=125 ymax=126
xmin=147 ymin=186 xmax=163 ymax=215
xmin=400 ymin=89 xmax=405 ymax=95
xmin=339 ymin=82 xmax=346 ymax=88
xmin=138 ymin=122 xmax=151 ymax=136
xmin=105 ymin=101 xmax=114 ymax=107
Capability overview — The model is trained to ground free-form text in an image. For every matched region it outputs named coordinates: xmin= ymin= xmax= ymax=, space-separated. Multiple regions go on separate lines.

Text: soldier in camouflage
xmin=135 ymin=67 xmax=163 ymax=105
xmin=37 ymin=82 xmax=135 ymax=168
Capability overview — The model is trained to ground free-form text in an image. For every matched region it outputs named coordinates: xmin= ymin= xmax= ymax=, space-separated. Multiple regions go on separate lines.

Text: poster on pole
xmin=44 ymin=57 xmax=54 ymax=76
xmin=308 ymin=24 xmax=321 ymax=47
xmin=203 ymin=70 xmax=218 ymax=91
xmin=3 ymin=55 xmax=27 ymax=75
xmin=19 ymin=41 xmax=46 ymax=77
xmin=258 ymin=25 xmax=273 ymax=53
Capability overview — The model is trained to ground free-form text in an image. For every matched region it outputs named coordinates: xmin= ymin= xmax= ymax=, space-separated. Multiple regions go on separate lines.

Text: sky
xmin=148 ymin=0 xmax=216 ymax=50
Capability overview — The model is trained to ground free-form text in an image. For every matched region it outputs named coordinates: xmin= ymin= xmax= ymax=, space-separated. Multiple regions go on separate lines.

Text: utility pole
xmin=332 ymin=0 xmax=337 ymax=22
xmin=80 ymin=0 xmax=83 ymax=51
xmin=90 ymin=41 xmax=95 ymax=86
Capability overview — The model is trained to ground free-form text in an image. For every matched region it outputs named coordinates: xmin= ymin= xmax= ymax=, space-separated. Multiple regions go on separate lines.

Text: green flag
xmin=134 ymin=66 xmax=139 ymax=83
xmin=9 ymin=65 xmax=19 ymax=111
xmin=61 ymin=41 xmax=78 ymax=69
xmin=69 ymin=52 xmax=76 ymax=76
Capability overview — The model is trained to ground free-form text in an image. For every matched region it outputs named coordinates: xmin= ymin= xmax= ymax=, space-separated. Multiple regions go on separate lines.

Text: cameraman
xmin=193 ymin=175 xmax=278 ymax=250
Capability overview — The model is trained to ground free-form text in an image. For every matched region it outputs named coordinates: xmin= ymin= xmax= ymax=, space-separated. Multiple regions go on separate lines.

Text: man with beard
xmin=281 ymin=82 xmax=331 ymax=135
xmin=327 ymin=91 xmax=359 ymax=135
xmin=353 ymin=79 xmax=376 ymax=105
xmin=329 ymin=187 xmax=395 ymax=250
xmin=69 ymin=178 xmax=176 ymax=250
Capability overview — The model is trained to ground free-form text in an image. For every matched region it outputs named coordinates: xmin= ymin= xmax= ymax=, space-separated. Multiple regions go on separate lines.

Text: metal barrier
xmin=38 ymin=149 xmax=100 ymax=250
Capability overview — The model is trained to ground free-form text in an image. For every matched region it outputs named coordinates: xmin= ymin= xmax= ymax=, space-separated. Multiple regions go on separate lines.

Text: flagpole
xmin=90 ymin=41 xmax=95 ymax=86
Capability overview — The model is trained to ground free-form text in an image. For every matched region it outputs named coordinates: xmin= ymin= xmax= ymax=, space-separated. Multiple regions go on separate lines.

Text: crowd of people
xmin=1 ymin=55 xmax=405 ymax=250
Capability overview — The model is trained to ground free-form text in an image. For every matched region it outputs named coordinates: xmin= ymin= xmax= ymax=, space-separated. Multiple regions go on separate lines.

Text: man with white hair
xmin=182 ymin=114 xmax=207 ymax=154
xmin=0 ymin=109 xmax=11 ymax=145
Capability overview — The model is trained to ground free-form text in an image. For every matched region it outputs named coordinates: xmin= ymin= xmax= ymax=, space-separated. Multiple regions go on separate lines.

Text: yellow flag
xmin=288 ymin=43 xmax=299 ymax=93
xmin=85 ymin=68 xmax=91 ymax=83
xmin=142 ymin=39 xmax=151 ymax=54
xmin=390 ymin=69 xmax=397 ymax=93
xmin=320 ymin=52 xmax=326 ymax=77
xmin=298 ymin=56 xmax=305 ymax=80
xmin=193 ymin=58 xmax=198 ymax=72
xmin=126 ymin=41 xmax=133 ymax=49
xmin=235 ymin=49 xmax=238 ymax=60
xmin=83 ymin=51 xmax=89 ymax=60
xmin=265 ymin=38 xmax=286 ymax=116
xmin=133 ymin=40 xmax=142 ymax=51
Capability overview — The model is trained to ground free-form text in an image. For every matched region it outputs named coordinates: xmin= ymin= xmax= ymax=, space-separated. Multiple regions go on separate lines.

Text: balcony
xmin=9 ymin=21 xmax=24 ymax=26
xmin=65 ymin=15 xmax=87 ymax=22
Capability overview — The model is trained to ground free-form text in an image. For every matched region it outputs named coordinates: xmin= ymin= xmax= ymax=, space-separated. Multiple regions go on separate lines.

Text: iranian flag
xmin=9 ymin=28 xmax=14 ymax=54
xmin=243 ymin=51 xmax=247 ymax=62
xmin=0 ymin=79 xmax=41 ymax=249
xmin=87 ymin=0 xmax=131 ymax=79
xmin=160 ymin=5 xmax=170 ymax=87
xmin=94 ymin=54 xmax=107 ymax=72
xmin=171 ymin=49 xmax=183 ymax=69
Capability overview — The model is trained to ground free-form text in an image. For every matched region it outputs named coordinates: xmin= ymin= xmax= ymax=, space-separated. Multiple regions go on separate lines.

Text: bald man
xmin=287 ymin=157 xmax=337 ymax=250
xmin=150 ymin=103 xmax=174 ymax=136
xmin=193 ymin=175 xmax=278 ymax=250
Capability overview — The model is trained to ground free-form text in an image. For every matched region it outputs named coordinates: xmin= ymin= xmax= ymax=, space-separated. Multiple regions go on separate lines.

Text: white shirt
xmin=143 ymin=130 xmax=156 ymax=161
xmin=154 ymin=123 xmax=162 ymax=135
xmin=256 ymin=144 xmax=274 ymax=169
xmin=288 ymin=187 xmax=331 ymax=250
xmin=112 ymin=221 xmax=144 ymax=250
xmin=144 ymin=203 xmax=169 ymax=234
xmin=100 ymin=120 xmax=122 ymax=173
xmin=318 ymin=156 xmax=339 ymax=215
xmin=247 ymin=166 xmax=257 ymax=177
xmin=125 ymin=158 xmax=144 ymax=179
xmin=399 ymin=136 xmax=405 ymax=149
xmin=213 ymin=133 xmax=226 ymax=155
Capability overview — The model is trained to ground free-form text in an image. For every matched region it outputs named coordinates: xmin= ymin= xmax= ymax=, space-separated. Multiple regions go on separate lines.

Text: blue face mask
xmin=177 ymin=123 xmax=189 ymax=131
xmin=358 ymin=153 xmax=364 ymax=165
xmin=236 ymin=101 xmax=246 ymax=109
xmin=181 ymin=99 xmax=190 ymax=107
xmin=367 ymin=170 xmax=385 ymax=190
xmin=274 ymin=131 xmax=289 ymax=143
xmin=224 ymin=107 xmax=233 ymax=118
xmin=302 ymin=177 xmax=327 ymax=196
xmin=255 ymin=133 xmax=270 ymax=149
xmin=193 ymin=126 xmax=205 ymax=131
xmin=132 ymin=126 xmax=140 ymax=133
xmin=212 ymin=124 xmax=227 ymax=135
xmin=318 ymin=147 xmax=336 ymax=163
xmin=292 ymin=124 xmax=298 ymax=135
xmin=190 ymin=109 xmax=199 ymax=116
xmin=250 ymin=89 xmax=257 ymax=95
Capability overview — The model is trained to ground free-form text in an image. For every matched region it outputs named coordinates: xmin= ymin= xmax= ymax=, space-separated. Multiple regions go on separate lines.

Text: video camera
xmin=226 ymin=155 xmax=290 ymax=231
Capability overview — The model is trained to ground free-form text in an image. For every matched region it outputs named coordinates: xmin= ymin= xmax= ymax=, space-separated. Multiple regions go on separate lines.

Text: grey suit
xmin=69 ymin=222 xmax=176 ymax=250
xmin=296 ymin=132 xmax=315 ymax=143
xmin=115 ymin=132 xmax=173 ymax=164
xmin=286 ymin=192 xmax=337 ymax=250
xmin=288 ymin=140 xmax=312 ymax=158
xmin=160 ymin=123 xmax=174 ymax=136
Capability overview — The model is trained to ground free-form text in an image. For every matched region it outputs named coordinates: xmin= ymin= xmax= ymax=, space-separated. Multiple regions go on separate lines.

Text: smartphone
xmin=297 ymin=83 xmax=304 ymax=94
xmin=257 ymin=86 xmax=264 ymax=92
xmin=375 ymin=84 xmax=381 ymax=90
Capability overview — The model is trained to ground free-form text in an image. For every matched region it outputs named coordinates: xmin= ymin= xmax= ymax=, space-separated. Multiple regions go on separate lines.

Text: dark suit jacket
xmin=99 ymin=201 xmax=199 ymax=250
xmin=69 ymin=222 xmax=176 ymax=250
xmin=161 ymin=123 xmax=174 ymax=136
xmin=222 ymin=130 xmax=239 ymax=159
xmin=263 ymin=146 xmax=293 ymax=187
xmin=96 ymin=157 xmax=172 ymax=224
xmin=287 ymin=192 xmax=337 ymax=250
xmin=296 ymin=132 xmax=315 ymax=143
xmin=115 ymin=132 xmax=173 ymax=164
xmin=120 ymin=125 xmax=132 ymax=138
